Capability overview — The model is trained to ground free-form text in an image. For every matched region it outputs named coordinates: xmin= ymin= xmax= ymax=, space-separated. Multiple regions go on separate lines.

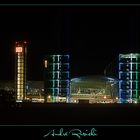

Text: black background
xmin=0 ymin=5 xmax=140 ymax=80
xmin=0 ymin=125 xmax=139 ymax=139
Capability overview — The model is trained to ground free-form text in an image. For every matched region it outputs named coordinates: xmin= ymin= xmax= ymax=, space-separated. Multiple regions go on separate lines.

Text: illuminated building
xmin=44 ymin=55 xmax=70 ymax=103
xmin=70 ymin=76 xmax=118 ymax=103
xmin=15 ymin=41 xmax=27 ymax=102
xmin=119 ymin=53 xmax=140 ymax=103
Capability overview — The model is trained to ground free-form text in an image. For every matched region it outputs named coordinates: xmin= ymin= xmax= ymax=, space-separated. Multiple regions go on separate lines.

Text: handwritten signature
xmin=43 ymin=128 xmax=97 ymax=139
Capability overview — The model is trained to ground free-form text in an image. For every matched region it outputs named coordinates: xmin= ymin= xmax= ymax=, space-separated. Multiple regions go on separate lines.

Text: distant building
xmin=15 ymin=41 xmax=27 ymax=102
xmin=70 ymin=75 xmax=118 ymax=103
xmin=0 ymin=80 xmax=44 ymax=103
xmin=44 ymin=55 xmax=70 ymax=103
xmin=119 ymin=53 xmax=140 ymax=103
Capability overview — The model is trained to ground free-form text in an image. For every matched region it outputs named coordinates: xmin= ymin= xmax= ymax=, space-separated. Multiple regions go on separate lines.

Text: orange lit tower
xmin=15 ymin=41 xmax=27 ymax=102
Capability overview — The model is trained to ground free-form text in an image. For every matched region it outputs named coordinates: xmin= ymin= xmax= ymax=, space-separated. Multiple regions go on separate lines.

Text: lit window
xmin=45 ymin=60 xmax=48 ymax=68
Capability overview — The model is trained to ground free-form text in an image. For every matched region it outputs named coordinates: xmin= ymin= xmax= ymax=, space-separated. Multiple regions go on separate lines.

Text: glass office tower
xmin=44 ymin=55 xmax=70 ymax=103
xmin=15 ymin=41 xmax=27 ymax=102
xmin=119 ymin=53 xmax=140 ymax=103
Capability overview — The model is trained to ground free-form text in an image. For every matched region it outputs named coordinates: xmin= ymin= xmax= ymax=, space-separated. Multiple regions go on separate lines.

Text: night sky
xmin=0 ymin=6 xmax=140 ymax=80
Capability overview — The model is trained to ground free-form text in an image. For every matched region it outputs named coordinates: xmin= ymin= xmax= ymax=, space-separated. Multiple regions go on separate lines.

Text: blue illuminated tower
xmin=119 ymin=53 xmax=140 ymax=103
xmin=44 ymin=55 xmax=70 ymax=103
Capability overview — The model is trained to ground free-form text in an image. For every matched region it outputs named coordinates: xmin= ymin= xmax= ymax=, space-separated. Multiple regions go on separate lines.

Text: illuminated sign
xmin=16 ymin=47 xmax=23 ymax=53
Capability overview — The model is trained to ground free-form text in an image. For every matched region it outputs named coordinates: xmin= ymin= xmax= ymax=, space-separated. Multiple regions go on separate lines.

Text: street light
xmin=104 ymin=95 xmax=107 ymax=99
xmin=48 ymin=95 xmax=51 ymax=99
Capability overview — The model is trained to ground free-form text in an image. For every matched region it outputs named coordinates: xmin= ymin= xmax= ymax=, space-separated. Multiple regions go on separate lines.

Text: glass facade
xmin=44 ymin=55 xmax=70 ymax=103
xmin=119 ymin=53 xmax=140 ymax=103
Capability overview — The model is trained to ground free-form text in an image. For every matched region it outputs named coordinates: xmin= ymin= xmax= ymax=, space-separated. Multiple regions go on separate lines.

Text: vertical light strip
xmin=53 ymin=80 xmax=54 ymax=89
xmin=130 ymin=54 xmax=133 ymax=101
xmin=130 ymin=80 xmax=132 ymax=89
xmin=119 ymin=71 xmax=121 ymax=79
xmin=67 ymin=59 xmax=70 ymax=102
xmin=136 ymin=54 xmax=138 ymax=99
xmin=119 ymin=81 xmax=121 ymax=89
xmin=58 ymin=62 xmax=59 ymax=71
xmin=16 ymin=44 xmax=25 ymax=102
xmin=130 ymin=72 xmax=132 ymax=80
xmin=57 ymin=55 xmax=60 ymax=101
xmin=119 ymin=54 xmax=121 ymax=103
xmin=57 ymin=71 xmax=59 ymax=80
xmin=53 ymin=56 xmax=55 ymax=102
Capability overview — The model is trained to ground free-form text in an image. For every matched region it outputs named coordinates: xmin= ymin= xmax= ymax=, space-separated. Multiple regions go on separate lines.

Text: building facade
xmin=44 ymin=55 xmax=70 ymax=103
xmin=70 ymin=76 xmax=118 ymax=103
xmin=119 ymin=53 xmax=140 ymax=103
xmin=15 ymin=41 xmax=27 ymax=102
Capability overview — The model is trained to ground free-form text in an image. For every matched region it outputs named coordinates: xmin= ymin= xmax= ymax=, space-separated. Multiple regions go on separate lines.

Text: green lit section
xmin=44 ymin=55 xmax=70 ymax=103
xmin=136 ymin=54 xmax=138 ymax=99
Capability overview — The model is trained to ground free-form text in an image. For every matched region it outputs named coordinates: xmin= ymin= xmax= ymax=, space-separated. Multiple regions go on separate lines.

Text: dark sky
xmin=0 ymin=6 xmax=140 ymax=80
